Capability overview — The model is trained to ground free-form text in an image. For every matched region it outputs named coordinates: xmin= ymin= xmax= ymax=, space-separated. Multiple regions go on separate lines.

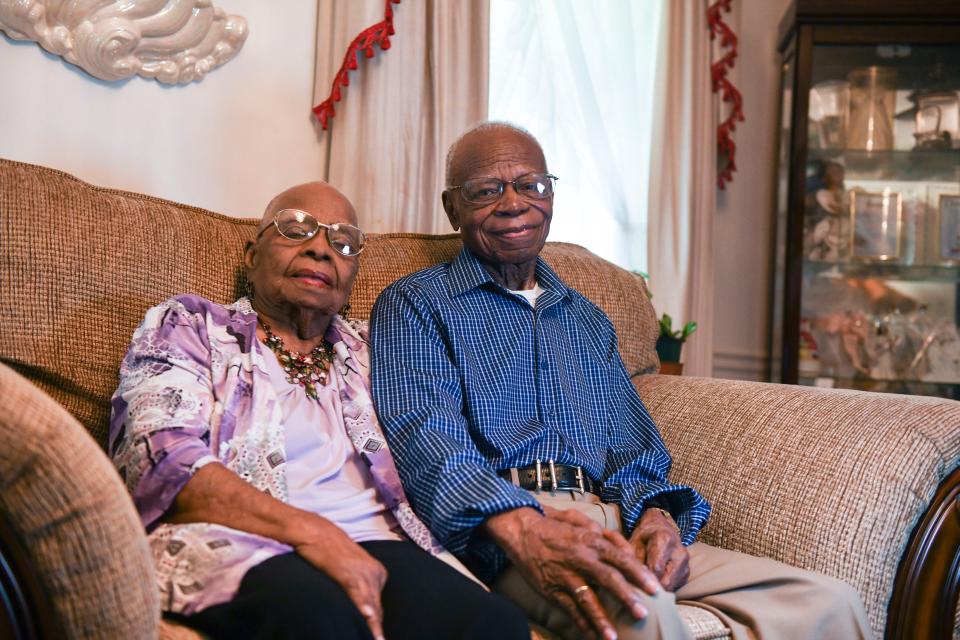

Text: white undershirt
xmin=510 ymin=282 xmax=544 ymax=307
xmin=260 ymin=341 xmax=402 ymax=543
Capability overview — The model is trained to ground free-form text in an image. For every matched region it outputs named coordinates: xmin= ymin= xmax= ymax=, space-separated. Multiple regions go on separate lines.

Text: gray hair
xmin=444 ymin=121 xmax=543 ymax=186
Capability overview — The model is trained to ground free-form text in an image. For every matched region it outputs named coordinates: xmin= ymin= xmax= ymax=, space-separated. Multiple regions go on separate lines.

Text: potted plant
xmin=635 ymin=271 xmax=698 ymax=373
xmin=655 ymin=314 xmax=697 ymax=368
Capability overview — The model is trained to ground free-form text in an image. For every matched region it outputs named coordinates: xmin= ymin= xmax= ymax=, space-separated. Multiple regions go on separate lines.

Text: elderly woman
xmin=109 ymin=182 xmax=529 ymax=639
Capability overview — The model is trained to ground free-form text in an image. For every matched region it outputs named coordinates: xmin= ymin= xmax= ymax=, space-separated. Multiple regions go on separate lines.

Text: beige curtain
xmin=313 ymin=0 xmax=489 ymax=234
xmin=646 ymin=1 xmax=717 ymax=377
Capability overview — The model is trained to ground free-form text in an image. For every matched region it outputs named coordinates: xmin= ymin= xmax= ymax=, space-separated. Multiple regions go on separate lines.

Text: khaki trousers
xmin=493 ymin=491 xmax=872 ymax=640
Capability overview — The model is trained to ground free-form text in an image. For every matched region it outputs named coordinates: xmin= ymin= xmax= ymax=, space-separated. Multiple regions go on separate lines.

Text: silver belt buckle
xmin=535 ymin=459 xmax=542 ymax=492
xmin=575 ymin=466 xmax=585 ymax=494
xmin=548 ymin=459 xmax=558 ymax=492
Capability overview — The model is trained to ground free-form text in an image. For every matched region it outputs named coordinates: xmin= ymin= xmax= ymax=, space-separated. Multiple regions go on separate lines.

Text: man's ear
xmin=243 ymin=240 xmax=257 ymax=269
xmin=441 ymin=190 xmax=460 ymax=231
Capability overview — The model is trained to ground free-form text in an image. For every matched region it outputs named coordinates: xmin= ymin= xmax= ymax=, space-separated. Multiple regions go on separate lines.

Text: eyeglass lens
xmin=461 ymin=173 xmax=555 ymax=205
xmin=326 ymin=225 xmax=363 ymax=256
xmin=274 ymin=209 xmax=364 ymax=256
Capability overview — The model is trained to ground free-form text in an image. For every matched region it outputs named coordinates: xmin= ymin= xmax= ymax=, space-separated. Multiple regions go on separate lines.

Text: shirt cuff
xmin=618 ymin=484 xmax=710 ymax=545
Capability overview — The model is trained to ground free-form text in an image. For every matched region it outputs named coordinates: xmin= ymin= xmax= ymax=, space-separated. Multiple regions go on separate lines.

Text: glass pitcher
xmin=847 ymin=66 xmax=897 ymax=151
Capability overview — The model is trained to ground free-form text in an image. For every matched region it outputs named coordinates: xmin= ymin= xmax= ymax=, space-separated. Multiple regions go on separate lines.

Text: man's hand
xmin=485 ymin=507 xmax=661 ymax=640
xmin=294 ymin=519 xmax=388 ymax=640
xmin=628 ymin=508 xmax=689 ymax=592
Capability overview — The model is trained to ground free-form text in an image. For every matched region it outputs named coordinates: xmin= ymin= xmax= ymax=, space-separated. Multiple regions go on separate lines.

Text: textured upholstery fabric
xmin=4 ymin=156 xmax=956 ymax=639
xmin=159 ymin=620 xmax=205 ymax=639
xmin=0 ymin=160 xmax=254 ymax=446
xmin=636 ymin=374 xmax=960 ymax=638
xmin=0 ymin=362 xmax=160 ymax=638
xmin=677 ymin=605 xmax=732 ymax=640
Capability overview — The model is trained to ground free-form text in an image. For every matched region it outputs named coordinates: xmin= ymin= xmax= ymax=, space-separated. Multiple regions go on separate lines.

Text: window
xmin=488 ymin=0 xmax=663 ymax=272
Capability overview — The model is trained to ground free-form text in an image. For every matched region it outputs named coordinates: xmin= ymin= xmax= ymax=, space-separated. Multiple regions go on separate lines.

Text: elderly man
xmin=370 ymin=122 xmax=870 ymax=640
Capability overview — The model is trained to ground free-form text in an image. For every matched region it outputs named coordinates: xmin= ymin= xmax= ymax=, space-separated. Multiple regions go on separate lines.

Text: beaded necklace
xmin=258 ymin=319 xmax=334 ymax=400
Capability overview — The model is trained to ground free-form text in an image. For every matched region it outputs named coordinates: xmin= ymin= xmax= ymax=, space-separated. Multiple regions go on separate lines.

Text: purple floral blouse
xmin=109 ymin=295 xmax=476 ymax=614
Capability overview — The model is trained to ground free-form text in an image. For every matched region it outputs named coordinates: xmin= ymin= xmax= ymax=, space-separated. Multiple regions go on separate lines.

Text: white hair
xmin=444 ymin=121 xmax=543 ymax=186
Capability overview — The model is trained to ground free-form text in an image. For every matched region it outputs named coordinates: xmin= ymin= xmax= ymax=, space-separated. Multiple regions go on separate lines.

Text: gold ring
xmin=573 ymin=584 xmax=591 ymax=597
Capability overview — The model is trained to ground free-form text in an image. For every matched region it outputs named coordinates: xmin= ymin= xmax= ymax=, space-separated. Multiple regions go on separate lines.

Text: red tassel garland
xmin=312 ymin=0 xmax=401 ymax=131
xmin=707 ymin=0 xmax=744 ymax=189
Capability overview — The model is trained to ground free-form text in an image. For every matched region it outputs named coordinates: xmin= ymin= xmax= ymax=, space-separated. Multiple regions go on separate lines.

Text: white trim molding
xmin=713 ymin=349 xmax=770 ymax=382
xmin=0 ymin=0 xmax=248 ymax=84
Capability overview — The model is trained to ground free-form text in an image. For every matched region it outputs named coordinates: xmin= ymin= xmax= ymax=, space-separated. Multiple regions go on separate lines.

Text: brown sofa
xmin=0 ymin=157 xmax=957 ymax=639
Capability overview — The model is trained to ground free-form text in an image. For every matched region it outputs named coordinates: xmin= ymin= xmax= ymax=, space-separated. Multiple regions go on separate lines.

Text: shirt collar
xmin=448 ymin=247 xmax=571 ymax=301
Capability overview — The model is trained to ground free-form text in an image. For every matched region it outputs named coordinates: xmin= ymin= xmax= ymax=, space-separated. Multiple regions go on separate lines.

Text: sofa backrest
xmin=0 ymin=158 xmax=659 ymax=448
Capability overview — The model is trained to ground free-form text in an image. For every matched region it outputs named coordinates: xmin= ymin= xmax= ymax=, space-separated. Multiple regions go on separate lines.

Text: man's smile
xmin=492 ymin=223 xmax=541 ymax=240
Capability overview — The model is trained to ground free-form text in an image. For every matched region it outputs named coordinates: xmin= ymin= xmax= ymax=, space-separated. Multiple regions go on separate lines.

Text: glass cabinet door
xmin=796 ymin=43 xmax=960 ymax=396
xmin=770 ymin=50 xmax=795 ymax=385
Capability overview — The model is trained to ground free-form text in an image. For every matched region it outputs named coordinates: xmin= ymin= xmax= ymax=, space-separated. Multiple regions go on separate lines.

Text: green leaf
xmin=659 ymin=313 xmax=674 ymax=337
xmin=658 ymin=314 xmax=697 ymax=340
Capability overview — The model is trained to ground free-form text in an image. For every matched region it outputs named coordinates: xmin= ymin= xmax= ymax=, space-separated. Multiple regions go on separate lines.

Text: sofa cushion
xmin=0 ymin=158 xmax=659 ymax=448
xmin=0 ymin=362 xmax=160 ymax=638
xmin=636 ymin=374 xmax=960 ymax=637
xmin=1 ymin=159 xmax=254 ymax=447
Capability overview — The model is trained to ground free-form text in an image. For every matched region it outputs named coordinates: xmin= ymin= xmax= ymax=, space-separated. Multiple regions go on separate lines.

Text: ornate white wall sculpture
xmin=0 ymin=0 xmax=248 ymax=84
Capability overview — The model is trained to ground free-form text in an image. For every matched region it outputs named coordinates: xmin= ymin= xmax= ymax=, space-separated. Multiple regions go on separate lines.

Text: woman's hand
xmin=294 ymin=520 xmax=388 ymax=640
xmin=165 ymin=463 xmax=388 ymax=639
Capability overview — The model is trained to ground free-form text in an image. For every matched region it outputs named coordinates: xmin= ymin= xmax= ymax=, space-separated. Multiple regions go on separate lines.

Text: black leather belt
xmin=499 ymin=461 xmax=598 ymax=494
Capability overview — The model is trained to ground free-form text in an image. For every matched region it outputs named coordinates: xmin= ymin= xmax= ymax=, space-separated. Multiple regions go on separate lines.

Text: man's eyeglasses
xmin=260 ymin=208 xmax=365 ymax=257
xmin=447 ymin=172 xmax=558 ymax=206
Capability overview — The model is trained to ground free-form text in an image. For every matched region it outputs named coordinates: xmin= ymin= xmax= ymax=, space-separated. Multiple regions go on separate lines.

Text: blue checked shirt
xmin=370 ymin=248 xmax=710 ymax=579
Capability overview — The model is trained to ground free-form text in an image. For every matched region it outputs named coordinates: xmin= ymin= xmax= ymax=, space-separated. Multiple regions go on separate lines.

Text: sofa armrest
xmin=0 ymin=362 xmax=160 ymax=639
xmin=634 ymin=374 xmax=960 ymax=638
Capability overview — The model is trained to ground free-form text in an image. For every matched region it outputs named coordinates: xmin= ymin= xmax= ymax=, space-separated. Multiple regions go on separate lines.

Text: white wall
xmin=0 ymin=0 xmax=792 ymax=378
xmin=712 ymin=0 xmax=792 ymax=381
xmin=0 ymin=1 xmax=323 ymax=218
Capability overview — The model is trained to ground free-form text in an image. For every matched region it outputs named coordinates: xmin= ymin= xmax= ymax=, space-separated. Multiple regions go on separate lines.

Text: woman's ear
xmin=243 ymin=240 xmax=257 ymax=269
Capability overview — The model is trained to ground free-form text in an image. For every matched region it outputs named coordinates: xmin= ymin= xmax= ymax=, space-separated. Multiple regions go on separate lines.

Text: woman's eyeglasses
xmin=260 ymin=208 xmax=365 ymax=257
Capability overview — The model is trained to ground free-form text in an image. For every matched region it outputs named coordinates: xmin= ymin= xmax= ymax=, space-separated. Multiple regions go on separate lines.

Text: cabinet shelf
xmin=798 ymin=375 xmax=960 ymax=399
xmin=804 ymin=260 xmax=960 ymax=282
xmin=809 ymin=149 xmax=960 ymax=182
xmin=809 ymin=45 xmax=960 ymax=91
xmin=771 ymin=15 xmax=960 ymax=398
